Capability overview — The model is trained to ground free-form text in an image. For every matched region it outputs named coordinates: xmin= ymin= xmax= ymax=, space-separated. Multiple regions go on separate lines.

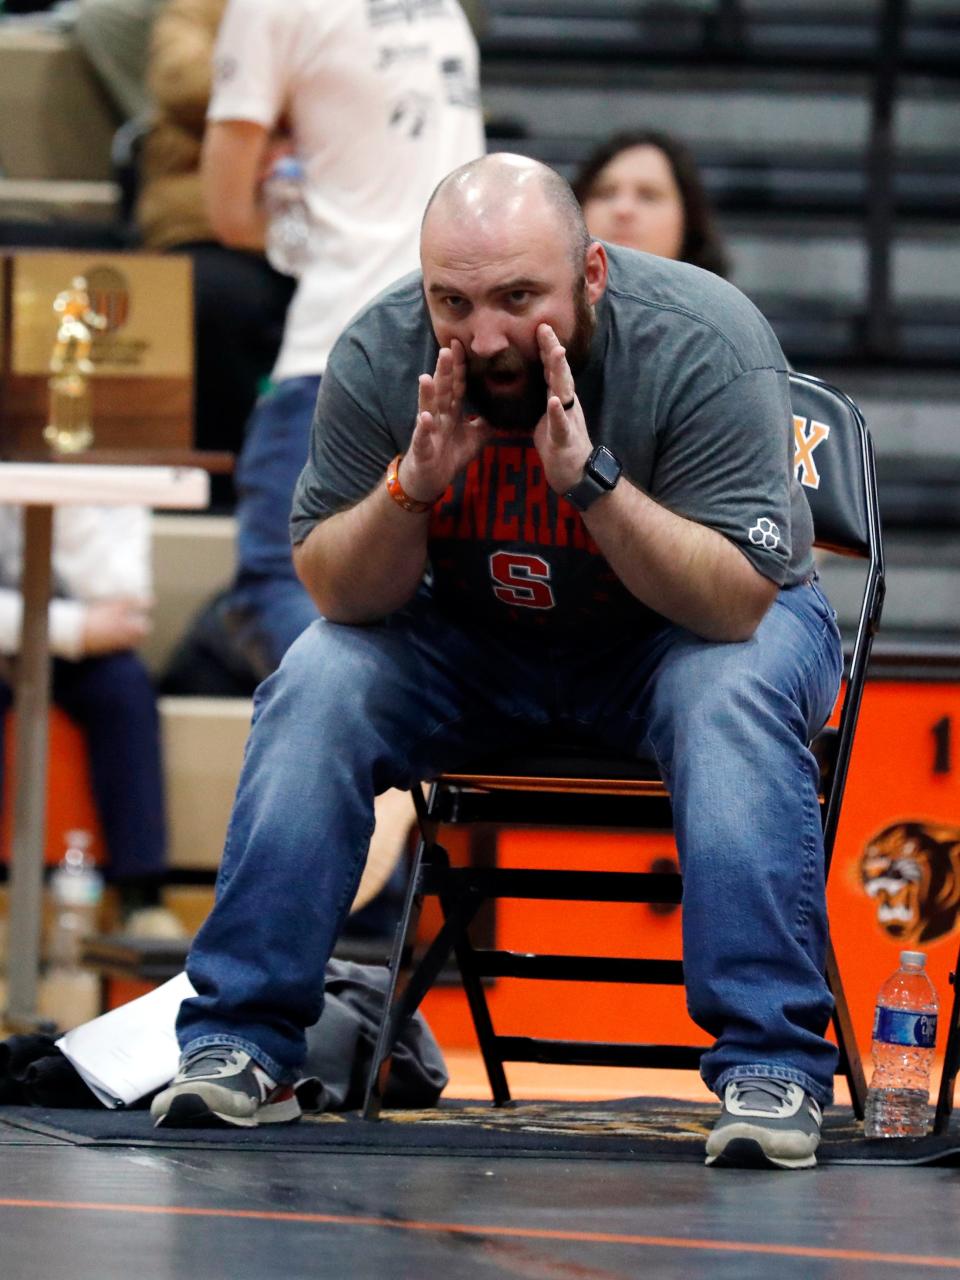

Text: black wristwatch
xmin=564 ymin=444 xmax=622 ymax=512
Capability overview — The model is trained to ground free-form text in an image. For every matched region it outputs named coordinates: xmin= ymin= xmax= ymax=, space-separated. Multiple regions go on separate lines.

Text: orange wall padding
xmin=424 ymin=680 xmax=960 ymax=1057
xmin=1 ymin=707 xmax=106 ymax=868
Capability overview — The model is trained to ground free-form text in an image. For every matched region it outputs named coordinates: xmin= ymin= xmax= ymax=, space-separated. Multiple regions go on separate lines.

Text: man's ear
xmin=584 ymin=241 xmax=608 ymax=305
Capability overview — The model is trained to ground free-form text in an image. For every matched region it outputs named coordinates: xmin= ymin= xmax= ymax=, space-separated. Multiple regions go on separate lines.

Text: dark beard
xmin=464 ymin=280 xmax=596 ymax=433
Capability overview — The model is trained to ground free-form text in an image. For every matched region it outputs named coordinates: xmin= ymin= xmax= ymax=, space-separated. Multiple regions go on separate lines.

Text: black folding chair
xmin=935 ymin=954 xmax=960 ymax=1133
xmin=363 ymin=372 xmax=885 ymax=1120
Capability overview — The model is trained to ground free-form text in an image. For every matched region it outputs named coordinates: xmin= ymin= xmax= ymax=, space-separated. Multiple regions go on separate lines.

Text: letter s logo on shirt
xmin=489 ymin=551 xmax=556 ymax=610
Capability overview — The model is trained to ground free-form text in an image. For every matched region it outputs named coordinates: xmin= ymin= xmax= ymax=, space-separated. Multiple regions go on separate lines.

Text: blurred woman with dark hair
xmin=572 ymin=129 xmax=729 ymax=278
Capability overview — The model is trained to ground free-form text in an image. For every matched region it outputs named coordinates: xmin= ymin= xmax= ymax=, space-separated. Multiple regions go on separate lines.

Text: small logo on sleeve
xmin=214 ymin=55 xmax=238 ymax=85
xmin=748 ymin=517 xmax=781 ymax=551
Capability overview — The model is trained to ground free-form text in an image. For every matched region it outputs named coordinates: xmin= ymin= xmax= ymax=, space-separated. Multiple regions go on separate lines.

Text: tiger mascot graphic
xmin=860 ymin=821 xmax=960 ymax=945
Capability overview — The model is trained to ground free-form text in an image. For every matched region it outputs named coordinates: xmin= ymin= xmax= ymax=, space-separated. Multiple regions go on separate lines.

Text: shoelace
xmin=181 ymin=1048 xmax=242 ymax=1078
xmin=730 ymin=1078 xmax=795 ymax=1114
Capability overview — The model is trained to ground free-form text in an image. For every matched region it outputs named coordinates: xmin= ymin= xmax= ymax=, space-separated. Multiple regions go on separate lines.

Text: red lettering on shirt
xmin=456 ymin=450 xmax=493 ymax=539
xmin=428 ymin=442 xmax=600 ymax=556
xmin=523 ymin=449 xmax=553 ymax=545
xmin=490 ymin=446 xmax=523 ymax=540
xmin=429 ymin=483 xmax=457 ymax=539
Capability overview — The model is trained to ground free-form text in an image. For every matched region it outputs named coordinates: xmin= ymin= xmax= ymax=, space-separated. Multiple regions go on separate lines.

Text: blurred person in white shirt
xmin=0 ymin=505 xmax=182 ymax=937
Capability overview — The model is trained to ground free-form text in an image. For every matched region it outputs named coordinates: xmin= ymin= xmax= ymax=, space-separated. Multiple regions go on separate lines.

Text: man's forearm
xmin=583 ymin=480 xmax=778 ymax=642
xmin=532 ymin=329 xmax=778 ymax=643
xmin=293 ymin=340 xmax=490 ymax=624
xmin=293 ymin=484 xmax=431 ymax=624
xmin=202 ymin=121 xmax=269 ymax=251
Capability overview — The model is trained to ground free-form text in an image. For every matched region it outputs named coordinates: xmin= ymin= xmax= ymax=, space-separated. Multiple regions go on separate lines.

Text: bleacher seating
xmin=0 ymin=24 xmax=122 ymax=233
xmin=480 ymin=0 xmax=960 ymax=371
xmin=479 ymin=0 xmax=960 ymax=71
xmin=146 ymin=515 xmax=244 ymax=879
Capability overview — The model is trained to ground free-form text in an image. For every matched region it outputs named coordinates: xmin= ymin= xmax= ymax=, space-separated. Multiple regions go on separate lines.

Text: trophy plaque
xmin=0 ymin=250 xmax=194 ymax=459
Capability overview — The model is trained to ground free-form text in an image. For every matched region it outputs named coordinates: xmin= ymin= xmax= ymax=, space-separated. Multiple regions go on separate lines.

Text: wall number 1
xmin=932 ymin=715 xmax=952 ymax=775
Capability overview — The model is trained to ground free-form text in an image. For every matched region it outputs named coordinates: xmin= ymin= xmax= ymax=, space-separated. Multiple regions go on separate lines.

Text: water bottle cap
xmin=900 ymin=950 xmax=926 ymax=968
xmin=270 ymin=155 xmax=305 ymax=181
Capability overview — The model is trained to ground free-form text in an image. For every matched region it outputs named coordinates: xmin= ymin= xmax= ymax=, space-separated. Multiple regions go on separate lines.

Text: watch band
xmin=564 ymin=445 xmax=622 ymax=513
xmin=385 ymin=454 xmax=436 ymax=514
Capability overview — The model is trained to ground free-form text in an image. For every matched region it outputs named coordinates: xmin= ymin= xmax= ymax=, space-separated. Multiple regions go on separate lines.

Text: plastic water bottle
xmin=47 ymin=829 xmax=104 ymax=967
xmin=42 ymin=830 xmax=105 ymax=1027
xmin=41 ymin=830 xmax=104 ymax=1030
xmin=863 ymin=949 xmax=939 ymax=1138
xmin=263 ymin=155 xmax=312 ymax=277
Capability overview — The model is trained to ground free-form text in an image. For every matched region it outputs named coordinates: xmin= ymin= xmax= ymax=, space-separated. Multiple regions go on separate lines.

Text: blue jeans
xmin=179 ymin=579 xmax=843 ymax=1105
xmin=0 ymin=652 xmax=166 ymax=882
xmin=231 ymin=375 xmax=322 ymax=669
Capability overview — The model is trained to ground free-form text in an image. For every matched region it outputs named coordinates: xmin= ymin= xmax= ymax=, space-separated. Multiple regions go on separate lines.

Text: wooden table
xmin=0 ymin=463 xmax=209 ymax=1030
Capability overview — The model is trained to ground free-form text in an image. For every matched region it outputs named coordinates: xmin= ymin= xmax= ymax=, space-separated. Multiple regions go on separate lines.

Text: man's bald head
xmin=422 ymin=153 xmax=591 ymax=269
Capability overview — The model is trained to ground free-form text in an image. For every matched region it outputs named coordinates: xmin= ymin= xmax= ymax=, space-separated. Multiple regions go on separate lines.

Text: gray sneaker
xmin=151 ymin=1046 xmax=302 ymax=1129
xmin=705 ymin=1078 xmax=823 ymax=1169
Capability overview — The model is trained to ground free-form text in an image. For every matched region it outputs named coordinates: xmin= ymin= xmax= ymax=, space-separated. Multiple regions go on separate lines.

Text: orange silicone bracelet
xmin=385 ymin=454 xmax=436 ymax=514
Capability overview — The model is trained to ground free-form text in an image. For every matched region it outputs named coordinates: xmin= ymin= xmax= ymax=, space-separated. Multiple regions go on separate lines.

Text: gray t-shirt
xmin=291 ymin=243 xmax=814 ymax=638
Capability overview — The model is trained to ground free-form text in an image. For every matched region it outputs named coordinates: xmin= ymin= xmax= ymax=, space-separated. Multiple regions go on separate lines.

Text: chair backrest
xmin=788 ymin=372 xmax=885 ymax=867
xmin=789 ymin=371 xmax=876 ymax=559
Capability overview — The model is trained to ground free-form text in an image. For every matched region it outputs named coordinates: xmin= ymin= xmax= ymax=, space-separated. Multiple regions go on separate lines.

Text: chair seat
xmin=443 ymin=726 xmax=837 ymax=799
xmin=442 ymin=748 xmax=664 ymax=796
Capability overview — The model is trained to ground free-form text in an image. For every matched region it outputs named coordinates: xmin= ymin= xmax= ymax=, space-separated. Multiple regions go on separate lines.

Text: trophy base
xmin=43 ymin=423 xmax=94 ymax=455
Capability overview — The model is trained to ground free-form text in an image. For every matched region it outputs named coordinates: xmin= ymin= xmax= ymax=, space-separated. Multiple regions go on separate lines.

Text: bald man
xmin=154 ymin=156 xmax=842 ymax=1171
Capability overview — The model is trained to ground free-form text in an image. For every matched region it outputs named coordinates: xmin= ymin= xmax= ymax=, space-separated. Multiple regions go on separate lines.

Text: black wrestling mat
xmin=3 ymin=1099 xmax=960 ymax=1165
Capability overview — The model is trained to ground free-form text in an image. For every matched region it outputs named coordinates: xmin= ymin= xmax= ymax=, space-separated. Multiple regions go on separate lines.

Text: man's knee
xmin=652 ymin=637 xmax=763 ymax=732
xmin=262 ymin=619 xmax=399 ymax=726
xmin=646 ymin=635 xmax=814 ymax=791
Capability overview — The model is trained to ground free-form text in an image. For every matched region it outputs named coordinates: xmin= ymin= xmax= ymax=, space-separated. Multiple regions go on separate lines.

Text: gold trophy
xmin=43 ymin=276 xmax=107 ymax=455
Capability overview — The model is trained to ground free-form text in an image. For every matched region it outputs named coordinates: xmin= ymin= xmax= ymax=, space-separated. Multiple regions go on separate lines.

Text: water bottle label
xmin=873 ymin=1007 xmax=937 ymax=1048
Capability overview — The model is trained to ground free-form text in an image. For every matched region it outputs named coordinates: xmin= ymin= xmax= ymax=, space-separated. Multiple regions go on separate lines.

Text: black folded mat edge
xmin=3 ymin=1099 xmax=960 ymax=1166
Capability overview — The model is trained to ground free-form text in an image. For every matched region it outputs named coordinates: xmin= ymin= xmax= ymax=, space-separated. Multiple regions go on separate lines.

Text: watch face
xmin=589 ymin=445 xmax=622 ymax=489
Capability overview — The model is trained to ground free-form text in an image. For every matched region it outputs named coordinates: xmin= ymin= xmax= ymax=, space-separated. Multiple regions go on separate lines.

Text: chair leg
xmin=826 ymin=938 xmax=867 ymax=1119
xmin=361 ymin=829 xmax=429 ymax=1120
xmin=441 ymin=885 xmax=512 ymax=1107
xmin=363 ymin=845 xmax=502 ymax=1117
xmin=363 ymin=774 xmax=503 ymax=1118
xmin=934 ymin=957 xmax=960 ymax=1134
